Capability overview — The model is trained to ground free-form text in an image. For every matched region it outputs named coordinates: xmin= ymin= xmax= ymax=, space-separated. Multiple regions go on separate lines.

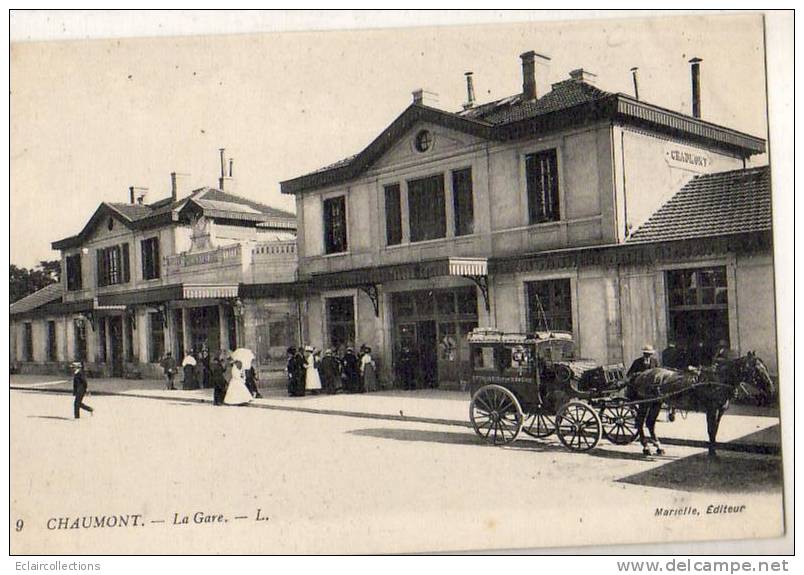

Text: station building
xmin=280 ymin=53 xmax=775 ymax=388
xmin=10 ymin=156 xmax=302 ymax=379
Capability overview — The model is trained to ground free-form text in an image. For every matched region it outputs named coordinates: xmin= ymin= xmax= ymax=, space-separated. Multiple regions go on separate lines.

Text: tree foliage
xmin=10 ymin=260 xmax=61 ymax=304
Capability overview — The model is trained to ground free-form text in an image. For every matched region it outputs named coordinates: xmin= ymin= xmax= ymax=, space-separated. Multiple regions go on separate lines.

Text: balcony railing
xmin=164 ymin=240 xmax=297 ymax=282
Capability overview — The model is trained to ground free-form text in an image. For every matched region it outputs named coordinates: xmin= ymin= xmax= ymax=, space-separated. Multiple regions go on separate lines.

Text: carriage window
xmin=537 ymin=340 xmax=576 ymax=362
xmin=472 ymin=346 xmax=497 ymax=371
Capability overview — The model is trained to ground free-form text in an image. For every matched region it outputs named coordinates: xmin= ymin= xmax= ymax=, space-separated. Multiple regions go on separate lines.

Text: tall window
xmin=66 ymin=254 xmax=83 ymax=291
xmin=97 ymin=244 xmax=130 ymax=287
xmin=148 ymin=312 xmax=165 ymax=363
xmin=384 ymin=183 xmax=402 ymax=246
xmin=74 ymin=319 xmax=87 ymax=362
xmin=323 ymin=196 xmax=348 ymax=254
xmin=47 ymin=320 xmax=57 ymax=361
xmin=408 ymin=174 xmax=446 ymax=242
xmin=141 ymin=237 xmax=161 ymax=280
xmin=452 ymin=167 xmax=474 ymax=237
xmin=526 ymin=278 xmax=572 ymax=333
xmin=326 ymin=296 xmax=355 ymax=351
xmin=666 ymin=267 xmax=729 ymax=364
xmin=23 ymin=322 xmax=33 ymax=362
xmin=525 ymin=149 xmax=560 ymax=224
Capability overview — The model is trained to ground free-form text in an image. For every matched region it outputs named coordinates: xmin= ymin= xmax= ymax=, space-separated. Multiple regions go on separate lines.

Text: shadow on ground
xmin=348 ymin=427 xmax=666 ymax=462
xmin=617 ymin=449 xmax=782 ymax=493
xmin=26 ymin=415 xmax=74 ymax=421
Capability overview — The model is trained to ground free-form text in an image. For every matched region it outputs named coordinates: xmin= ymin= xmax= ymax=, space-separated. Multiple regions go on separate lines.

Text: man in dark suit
xmin=210 ymin=356 xmax=227 ymax=406
xmin=627 ymin=344 xmax=659 ymax=379
xmin=72 ymin=361 xmax=94 ymax=419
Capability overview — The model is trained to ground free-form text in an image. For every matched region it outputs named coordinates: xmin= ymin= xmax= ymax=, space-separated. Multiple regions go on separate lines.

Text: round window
xmin=414 ymin=130 xmax=433 ymax=153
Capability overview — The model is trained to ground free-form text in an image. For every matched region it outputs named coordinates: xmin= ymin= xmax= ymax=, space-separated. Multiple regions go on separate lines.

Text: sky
xmin=10 ymin=11 xmax=769 ymax=267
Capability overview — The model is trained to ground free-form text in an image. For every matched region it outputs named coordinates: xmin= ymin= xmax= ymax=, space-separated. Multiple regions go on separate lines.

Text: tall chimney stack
xmin=520 ymin=51 xmax=551 ymax=100
xmin=129 ymin=186 xmax=136 ymax=204
xmin=129 ymin=187 xmax=148 ymax=205
xmin=170 ymin=172 xmax=178 ymax=201
xmin=689 ymin=57 xmax=702 ymax=119
xmin=630 ymin=67 xmax=640 ymax=100
xmin=462 ymin=71 xmax=476 ymax=110
xmin=229 ymin=158 xmax=234 ymax=178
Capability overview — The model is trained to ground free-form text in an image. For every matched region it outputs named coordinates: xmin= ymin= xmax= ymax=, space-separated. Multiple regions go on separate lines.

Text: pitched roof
xmin=282 ymin=77 xmax=766 ymax=195
xmin=53 ymin=187 xmax=295 ymax=250
xmin=10 ymin=283 xmax=63 ymax=315
xmin=627 ymin=166 xmax=771 ymax=244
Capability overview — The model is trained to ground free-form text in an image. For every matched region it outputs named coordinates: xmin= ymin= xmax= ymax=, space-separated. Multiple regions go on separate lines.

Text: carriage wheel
xmin=599 ymin=403 xmax=638 ymax=445
xmin=555 ymin=401 xmax=602 ymax=452
xmin=470 ymin=385 xmax=523 ymax=446
xmin=522 ymin=412 xmax=556 ymax=439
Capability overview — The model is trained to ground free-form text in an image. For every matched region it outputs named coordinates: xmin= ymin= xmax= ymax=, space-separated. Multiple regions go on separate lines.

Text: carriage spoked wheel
xmin=555 ymin=401 xmax=602 ymax=452
xmin=470 ymin=384 xmax=523 ymax=446
xmin=599 ymin=402 xmax=638 ymax=445
xmin=522 ymin=411 xmax=556 ymax=439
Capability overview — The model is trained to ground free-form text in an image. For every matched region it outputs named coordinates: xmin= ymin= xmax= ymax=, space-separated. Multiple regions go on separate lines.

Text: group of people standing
xmin=286 ymin=344 xmax=378 ymax=397
xmin=160 ymin=347 xmax=261 ymax=406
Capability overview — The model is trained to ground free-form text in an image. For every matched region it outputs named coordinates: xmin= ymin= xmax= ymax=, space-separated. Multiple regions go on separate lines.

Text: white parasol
xmin=230 ymin=348 xmax=256 ymax=370
xmin=181 ymin=354 xmax=197 ymax=367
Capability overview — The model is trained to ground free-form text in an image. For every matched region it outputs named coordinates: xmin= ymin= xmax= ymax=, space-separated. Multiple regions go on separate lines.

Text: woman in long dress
xmin=304 ymin=347 xmax=323 ymax=394
xmin=223 ymin=360 xmax=253 ymax=405
xmin=361 ymin=346 xmax=378 ymax=392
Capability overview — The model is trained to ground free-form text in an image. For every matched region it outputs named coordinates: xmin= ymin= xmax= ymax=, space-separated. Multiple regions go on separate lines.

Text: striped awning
xmin=182 ymin=284 xmax=239 ymax=299
xmin=308 ymin=256 xmax=488 ymax=289
xmin=448 ymin=257 xmax=488 ymax=276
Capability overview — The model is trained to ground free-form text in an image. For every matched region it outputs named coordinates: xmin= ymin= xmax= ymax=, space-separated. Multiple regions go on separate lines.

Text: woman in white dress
xmin=304 ymin=346 xmax=323 ymax=394
xmin=224 ymin=360 xmax=253 ymax=405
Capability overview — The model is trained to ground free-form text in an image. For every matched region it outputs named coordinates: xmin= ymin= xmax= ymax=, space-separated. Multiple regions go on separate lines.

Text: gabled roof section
xmin=281 ymin=103 xmax=496 ymax=194
xmin=53 ymin=187 xmax=295 ymax=250
xmin=10 ymin=283 xmax=63 ymax=315
xmin=282 ymin=78 xmax=766 ymax=195
xmin=628 ymin=166 xmax=771 ymax=244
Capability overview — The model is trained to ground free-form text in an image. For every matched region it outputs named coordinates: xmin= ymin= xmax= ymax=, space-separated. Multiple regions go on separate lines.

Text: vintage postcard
xmin=8 ymin=11 xmax=791 ymax=555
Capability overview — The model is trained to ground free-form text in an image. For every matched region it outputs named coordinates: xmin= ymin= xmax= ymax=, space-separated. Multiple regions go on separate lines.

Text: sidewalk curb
xmin=11 ymin=385 xmax=780 ymax=456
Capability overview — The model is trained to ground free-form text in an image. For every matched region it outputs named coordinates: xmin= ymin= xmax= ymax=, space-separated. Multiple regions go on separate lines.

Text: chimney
xmin=412 ymin=89 xmax=439 ymax=107
xmin=520 ymin=51 xmax=551 ymax=100
xmin=462 ymin=72 xmax=476 ymax=110
xmin=129 ymin=187 xmax=148 ymax=205
xmin=689 ymin=57 xmax=702 ymax=118
xmin=229 ymin=158 xmax=234 ymax=178
xmin=569 ymin=68 xmax=597 ymax=84
xmin=217 ymin=148 xmax=235 ymax=192
xmin=630 ymin=67 xmax=639 ymax=100
xmin=170 ymin=172 xmax=190 ymax=201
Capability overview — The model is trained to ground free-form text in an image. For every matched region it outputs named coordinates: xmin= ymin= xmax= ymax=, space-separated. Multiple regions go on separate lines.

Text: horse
xmin=626 ymin=352 xmax=775 ymax=457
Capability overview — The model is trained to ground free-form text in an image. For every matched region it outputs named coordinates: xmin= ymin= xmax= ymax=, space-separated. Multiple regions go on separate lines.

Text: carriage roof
xmin=467 ymin=328 xmax=574 ymax=346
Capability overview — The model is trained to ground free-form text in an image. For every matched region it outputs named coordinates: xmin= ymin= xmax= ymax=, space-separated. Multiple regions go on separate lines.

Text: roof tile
xmin=627 ymin=166 xmax=771 ymax=243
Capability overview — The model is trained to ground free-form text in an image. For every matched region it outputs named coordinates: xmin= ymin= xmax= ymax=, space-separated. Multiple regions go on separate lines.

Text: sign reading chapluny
xmin=665 ymin=144 xmax=711 ymax=172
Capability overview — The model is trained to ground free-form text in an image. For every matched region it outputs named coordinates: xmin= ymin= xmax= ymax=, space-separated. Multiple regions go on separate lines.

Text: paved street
xmin=10 ymin=385 xmax=784 ymax=555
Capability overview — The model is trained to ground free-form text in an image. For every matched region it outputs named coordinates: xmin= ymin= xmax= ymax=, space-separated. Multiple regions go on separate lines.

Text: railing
xmin=252 ymin=240 xmax=297 ymax=257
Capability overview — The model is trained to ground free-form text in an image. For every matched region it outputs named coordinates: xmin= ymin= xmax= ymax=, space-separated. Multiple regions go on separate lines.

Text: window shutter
xmin=152 ymin=239 xmax=160 ymax=279
xmin=121 ymin=243 xmax=130 ymax=283
xmin=96 ymin=249 xmax=105 ymax=287
xmin=75 ymin=254 xmax=83 ymax=290
xmin=384 ymin=184 xmax=402 ymax=245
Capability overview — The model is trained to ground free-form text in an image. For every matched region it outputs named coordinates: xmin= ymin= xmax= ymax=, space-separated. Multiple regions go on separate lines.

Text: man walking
xmin=160 ymin=351 xmax=177 ymax=390
xmin=71 ymin=361 xmax=94 ymax=419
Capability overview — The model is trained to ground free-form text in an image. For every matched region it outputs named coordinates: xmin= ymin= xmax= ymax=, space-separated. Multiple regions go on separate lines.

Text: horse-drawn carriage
xmin=467 ymin=327 xmax=776 ymax=455
xmin=467 ymin=328 xmax=638 ymax=452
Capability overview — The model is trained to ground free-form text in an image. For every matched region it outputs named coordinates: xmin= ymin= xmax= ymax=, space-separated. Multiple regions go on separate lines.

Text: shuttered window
xmin=96 ymin=244 xmax=130 ymax=287
xmin=66 ymin=254 xmax=83 ymax=291
xmin=525 ymin=149 xmax=560 ymax=224
xmin=323 ymin=196 xmax=348 ymax=254
xmin=384 ymin=183 xmax=402 ymax=246
xmin=408 ymin=174 xmax=446 ymax=242
xmin=141 ymin=237 xmax=161 ymax=280
xmin=452 ymin=168 xmax=474 ymax=236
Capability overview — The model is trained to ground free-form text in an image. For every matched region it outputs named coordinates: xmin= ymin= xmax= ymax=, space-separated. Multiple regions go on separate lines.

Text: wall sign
xmin=665 ymin=144 xmax=711 ymax=173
